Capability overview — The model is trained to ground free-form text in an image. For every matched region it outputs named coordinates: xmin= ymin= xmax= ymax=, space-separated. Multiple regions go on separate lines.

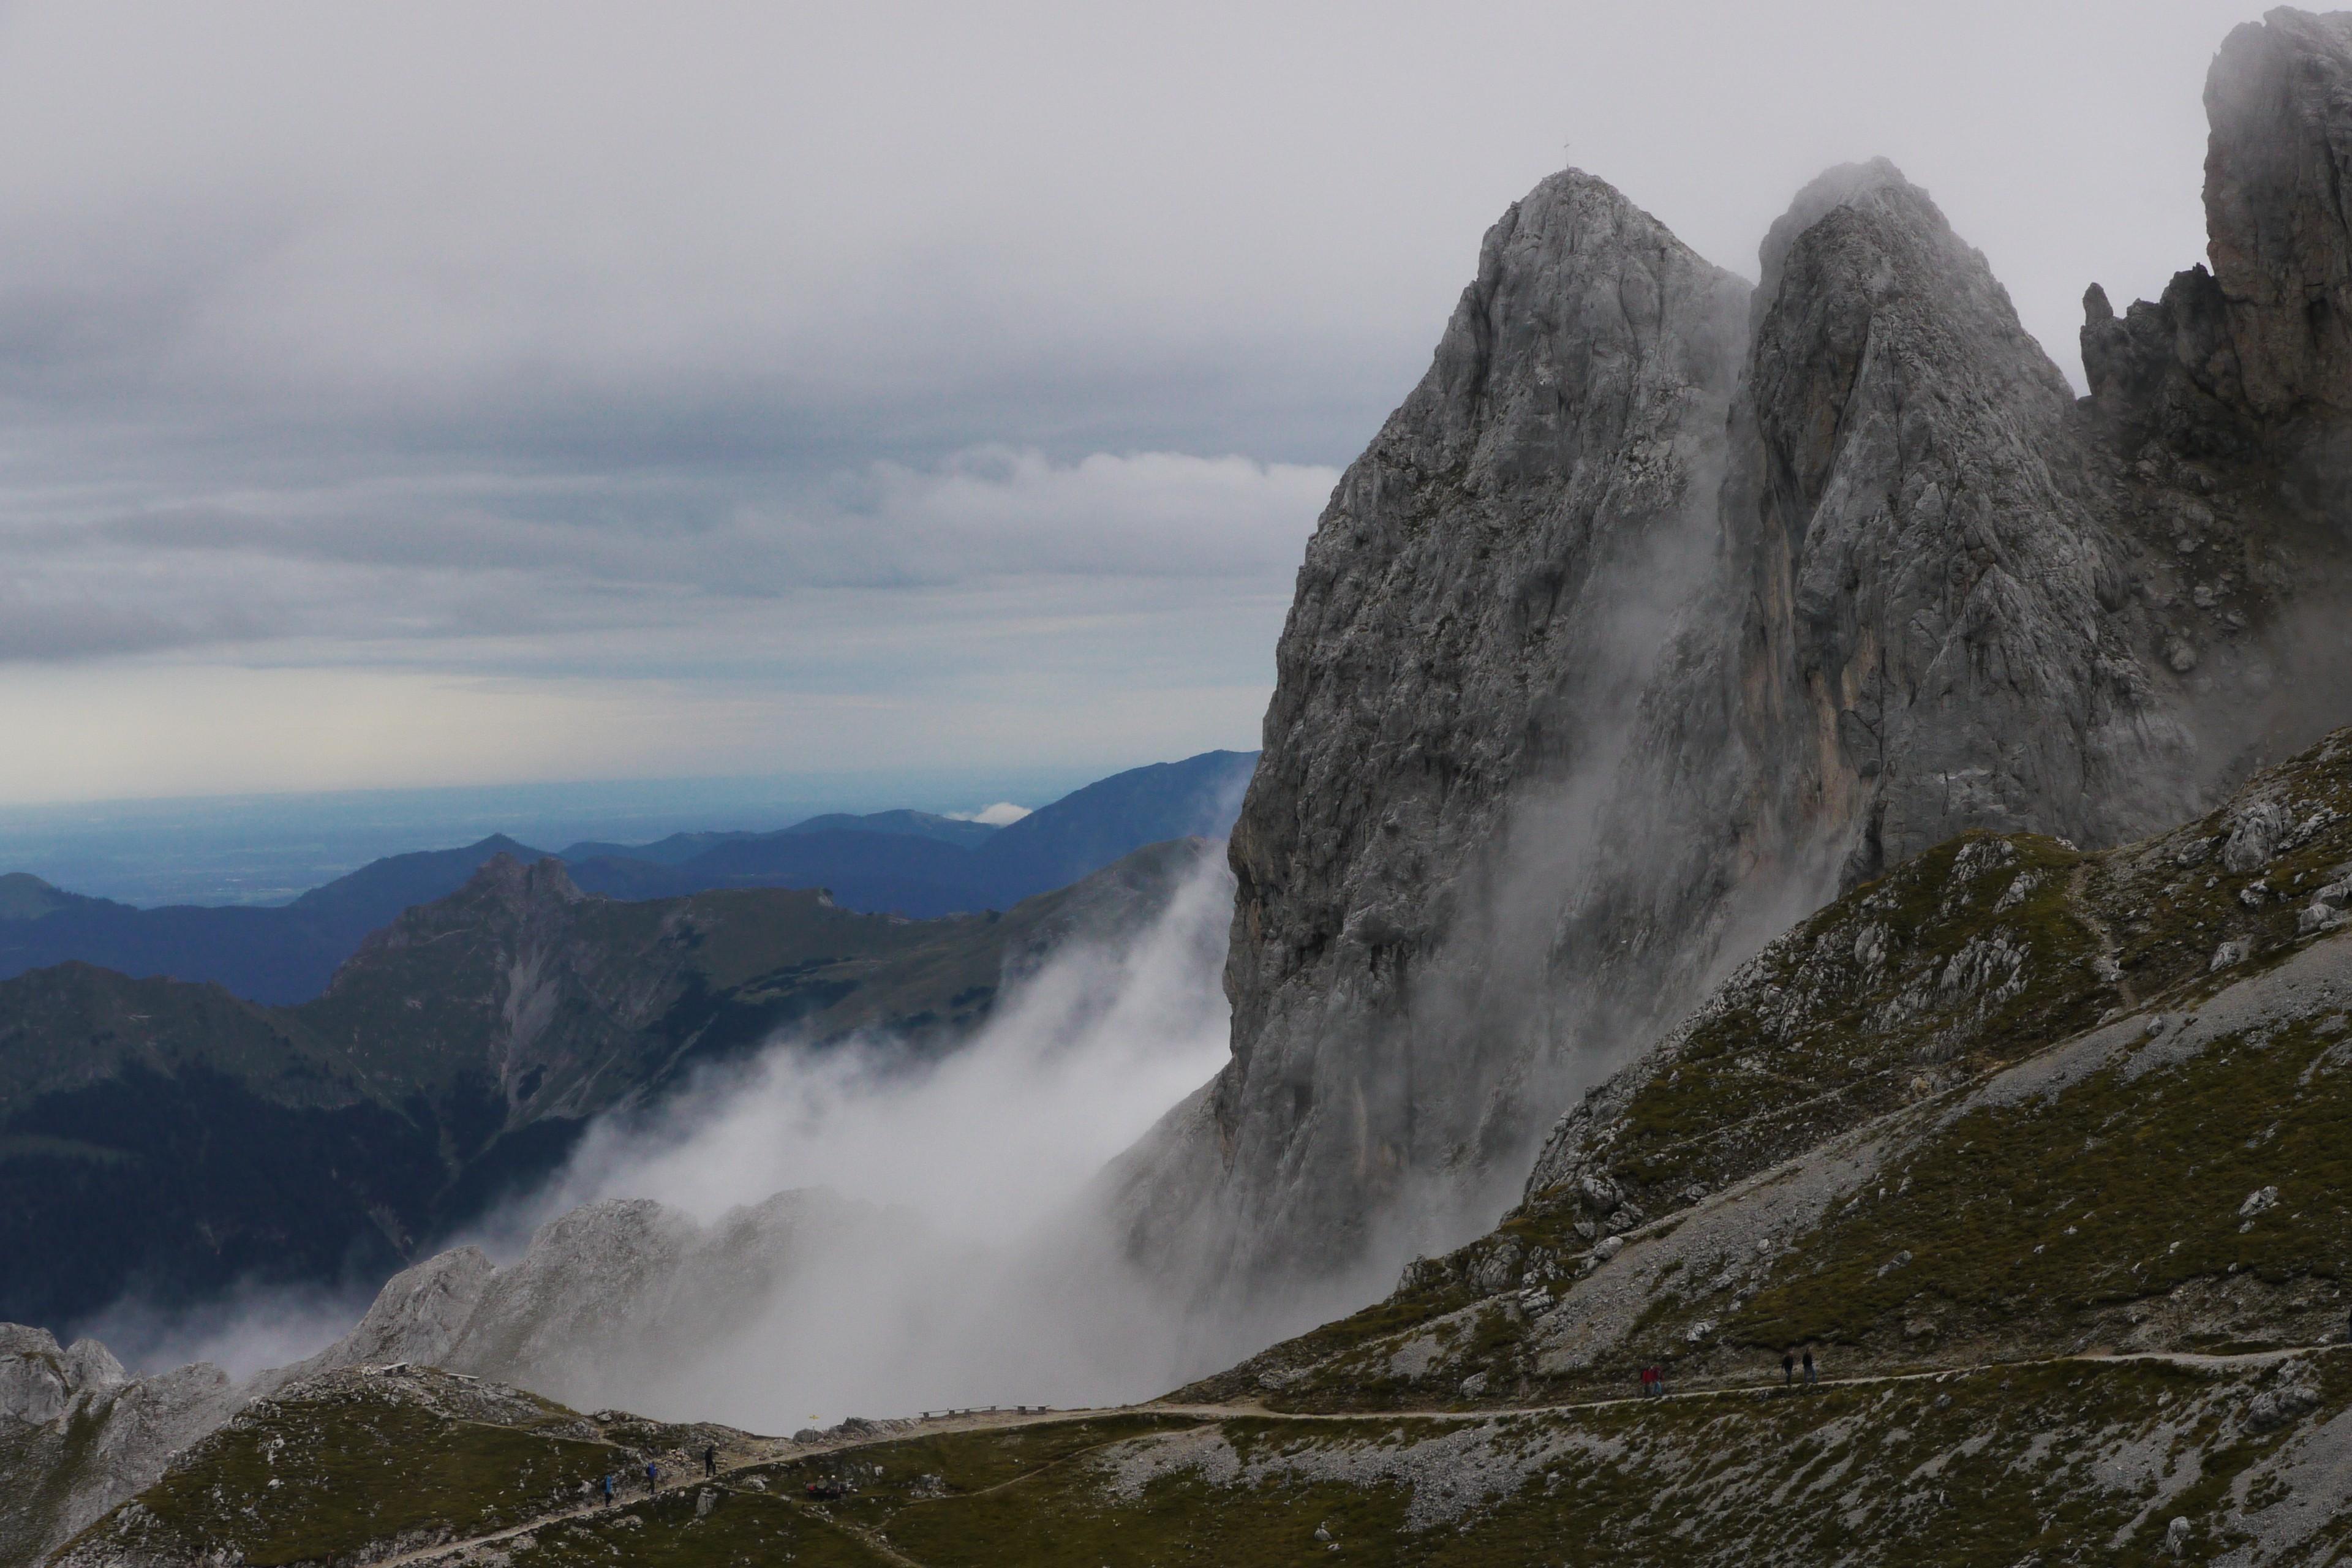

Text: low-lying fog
xmin=88 ymin=853 xmax=1256 ymax=1428
xmin=464 ymin=854 xmax=1241 ymax=1426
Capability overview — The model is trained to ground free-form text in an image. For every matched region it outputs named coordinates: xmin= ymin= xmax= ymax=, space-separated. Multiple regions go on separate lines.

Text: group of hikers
xmin=596 ymin=1444 xmax=721 ymax=1506
xmin=1637 ymin=1348 xmax=1819 ymax=1398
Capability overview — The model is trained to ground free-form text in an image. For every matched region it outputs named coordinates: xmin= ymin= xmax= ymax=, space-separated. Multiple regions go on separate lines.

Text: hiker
xmin=704 ymin=1444 xmax=718 ymax=1479
xmin=646 ymin=1460 xmax=660 ymax=1494
xmin=600 ymin=1473 xmax=614 ymax=1505
xmin=1802 ymin=1349 xmax=1817 ymax=1387
xmin=1637 ymin=1365 xmax=1653 ymax=1397
xmin=1782 ymin=1350 xmax=1795 ymax=1388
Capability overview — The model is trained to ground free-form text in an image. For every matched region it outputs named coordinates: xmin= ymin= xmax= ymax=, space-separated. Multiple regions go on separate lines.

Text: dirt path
xmin=367 ymin=1407 xmax=1061 ymax=1567
xmin=377 ymin=1340 xmax=2342 ymax=1566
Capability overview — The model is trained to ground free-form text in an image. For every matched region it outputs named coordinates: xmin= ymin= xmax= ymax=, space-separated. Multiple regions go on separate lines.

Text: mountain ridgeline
xmin=0 ymin=837 xmax=1223 ymax=1333
xmin=0 ymin=750 xmax=1254 ymax=1004
xmin=1114 ymin=11 xmax=2352 ymax=1321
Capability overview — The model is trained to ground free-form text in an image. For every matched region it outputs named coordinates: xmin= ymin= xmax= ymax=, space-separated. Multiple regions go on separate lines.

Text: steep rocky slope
xmin=1184 ymin=724 xmax=2352 ymax=1414
xmin=0 ymin=839 xmax=1216 ymax=1329
xmin=1113 ymin=164 xmax=1753 ymax=1299
xmin=0 ymin=1327 xmax=246 ymax=1568
xmin=1120 ymin=7 xmax=2352 ymax=1312
xmin=303 ymin=1191 xmax=886 ymax=1415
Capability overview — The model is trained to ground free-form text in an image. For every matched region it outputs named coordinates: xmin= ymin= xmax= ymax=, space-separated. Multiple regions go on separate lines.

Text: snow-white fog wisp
xmin=72 ymin=1275 xmax=380 ymax=1382
xmin=453 ymin=849 xmax=1238 ymax=1429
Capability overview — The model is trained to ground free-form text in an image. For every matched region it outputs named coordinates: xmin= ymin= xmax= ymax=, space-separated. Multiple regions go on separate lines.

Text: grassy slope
xmin=61 ymin=1358 xmax=2352 ymax=1567
xmin=1183 ymin=728 xmax=2352 ymax=1409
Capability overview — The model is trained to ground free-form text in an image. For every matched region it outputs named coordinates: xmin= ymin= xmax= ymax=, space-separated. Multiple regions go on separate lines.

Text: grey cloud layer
xmin=2 ymin=448 xmax=1330 ymax=662
xmin=0 ymin=0 xmax=2267 ymax=794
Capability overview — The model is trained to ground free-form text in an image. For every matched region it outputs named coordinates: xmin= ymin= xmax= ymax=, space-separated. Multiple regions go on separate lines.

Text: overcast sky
xmin=0 ymin=0 xmax=2269 ymax=805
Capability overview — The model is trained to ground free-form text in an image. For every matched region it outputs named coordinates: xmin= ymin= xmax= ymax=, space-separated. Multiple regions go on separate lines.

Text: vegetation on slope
xmin=58 ymin=1355 xmax=2352 ymax=1567
xmin=1188 ymin=728 xmax=2352 ymax=1411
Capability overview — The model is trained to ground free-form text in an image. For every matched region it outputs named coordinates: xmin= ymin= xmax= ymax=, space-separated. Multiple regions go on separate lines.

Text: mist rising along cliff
xmin=1119 ymin=7 xmax=2352 ymax=1318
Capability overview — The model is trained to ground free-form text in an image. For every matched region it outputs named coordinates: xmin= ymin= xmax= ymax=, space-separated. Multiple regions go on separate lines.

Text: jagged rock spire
xmin=1121 ymin=13 xmax=2352 ymax=1334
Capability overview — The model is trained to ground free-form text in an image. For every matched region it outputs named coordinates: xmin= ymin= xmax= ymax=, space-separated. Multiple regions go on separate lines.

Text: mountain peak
xmin=1125 ymin=17 xmax=2340 ymax=1307
xmin=456 ymin=852 xmax=586 ymax=910
xmin=2203 ymin=7 xmax=2352 ymax=418
xmin=1756 ymin=157 xmax=1922 ymax=305
xmin=0 ymin=872 xmax=75 ymax=922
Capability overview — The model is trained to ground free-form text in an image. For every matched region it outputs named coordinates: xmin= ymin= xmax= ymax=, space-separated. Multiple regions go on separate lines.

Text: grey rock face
xmin=1121 ymin=12 xmax=2352 ymax=1321
xmin=301 ymin=1188 xmax=871 ymax=1414
xmin=1676 ymin=160 xmax=2201 ymax=889
xmin=0 ymin=1326 xmax=240 ymax=1566
xmin=2203 ymin=9 xmax=2352 ymax=423
xmin=0 ymin=1188 xmax=861 ymax=1562
xmin=1115 ymin=169 xmax=1750 ymax=1295
xmin=2081 ymin=12 xmax=2352 ymax=543
xmin=311 ymin=1245 xmax=497 ymax=1370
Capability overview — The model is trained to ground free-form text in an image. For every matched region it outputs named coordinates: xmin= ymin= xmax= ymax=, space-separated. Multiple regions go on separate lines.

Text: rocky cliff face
xmin=302 ymin=1191 xmax=875 ymax=1415
xmin=0 ymin=1325 xmax=243 ymax=1566
xmin=1186 ymin=723 xmax=2352 ymax=1415
xmin=2127 ymin=8 xmax=2352 ymax=429
xmin=1121 ymin=9 xmax=2352 ymax=1321
xmin=1115 ymin=169 xmax=1751 ymax=1301
xmin=0 ymin=1189 xmax=865 ymax=1564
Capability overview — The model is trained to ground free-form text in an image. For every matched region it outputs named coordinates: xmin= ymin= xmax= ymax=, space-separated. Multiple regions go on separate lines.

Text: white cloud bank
xmin=951 ymin=802 xmax=1032 ymax=826
xmin=456 ymin=848 xmax=1243 ymax=1426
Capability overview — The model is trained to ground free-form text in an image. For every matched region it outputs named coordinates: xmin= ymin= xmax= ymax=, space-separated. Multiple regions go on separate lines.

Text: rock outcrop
xmin=1119 ymin=9 xmax=2352 ymax=1327
xmin=2083 ymin=9 xmax=2352 ymax=433
xmin=0 ymin=1326 xmax=243 ymax=1566
xmin=301 ymin=1191 xmax=875 ymax=1415
xmin=0 ymin=1188 xmax=864 ymax=1563
xmin=1114 ymin=168 xmax=1752 ymax=1306
xmin=1185 ymin=724 xmax=2352 ymax=1413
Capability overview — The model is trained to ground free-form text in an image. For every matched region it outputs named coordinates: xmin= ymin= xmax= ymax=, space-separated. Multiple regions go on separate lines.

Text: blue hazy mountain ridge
xmin=552 ymin=830 xmax=758 ymax=865
xmin=0 ymin=837 xmax=1224 ymax=1332
xmin=285 ymin=834 xmax=546 ymax=923
xmin=784 ymin=809 xmax=1002 ymax=848
xmin=0 ymin=876 xmax=356 ymax=1011
xmin=0 ymin=752 xmax=1256 ymax=1004
xmin=582 ymin=752 xmax=1264 ymax=912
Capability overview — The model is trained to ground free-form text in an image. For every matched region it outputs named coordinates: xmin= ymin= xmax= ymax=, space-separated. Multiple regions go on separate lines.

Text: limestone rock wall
xmin=1120 ymin=8 xmax=2352 ymax=1330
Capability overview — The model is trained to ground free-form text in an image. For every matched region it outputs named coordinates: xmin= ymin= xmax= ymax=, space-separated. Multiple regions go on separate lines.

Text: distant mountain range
xmin=0 ymin=752 xmax=1253 ymax=1004
xmin=0 ymin=837 xmax=1221 ymax=1331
